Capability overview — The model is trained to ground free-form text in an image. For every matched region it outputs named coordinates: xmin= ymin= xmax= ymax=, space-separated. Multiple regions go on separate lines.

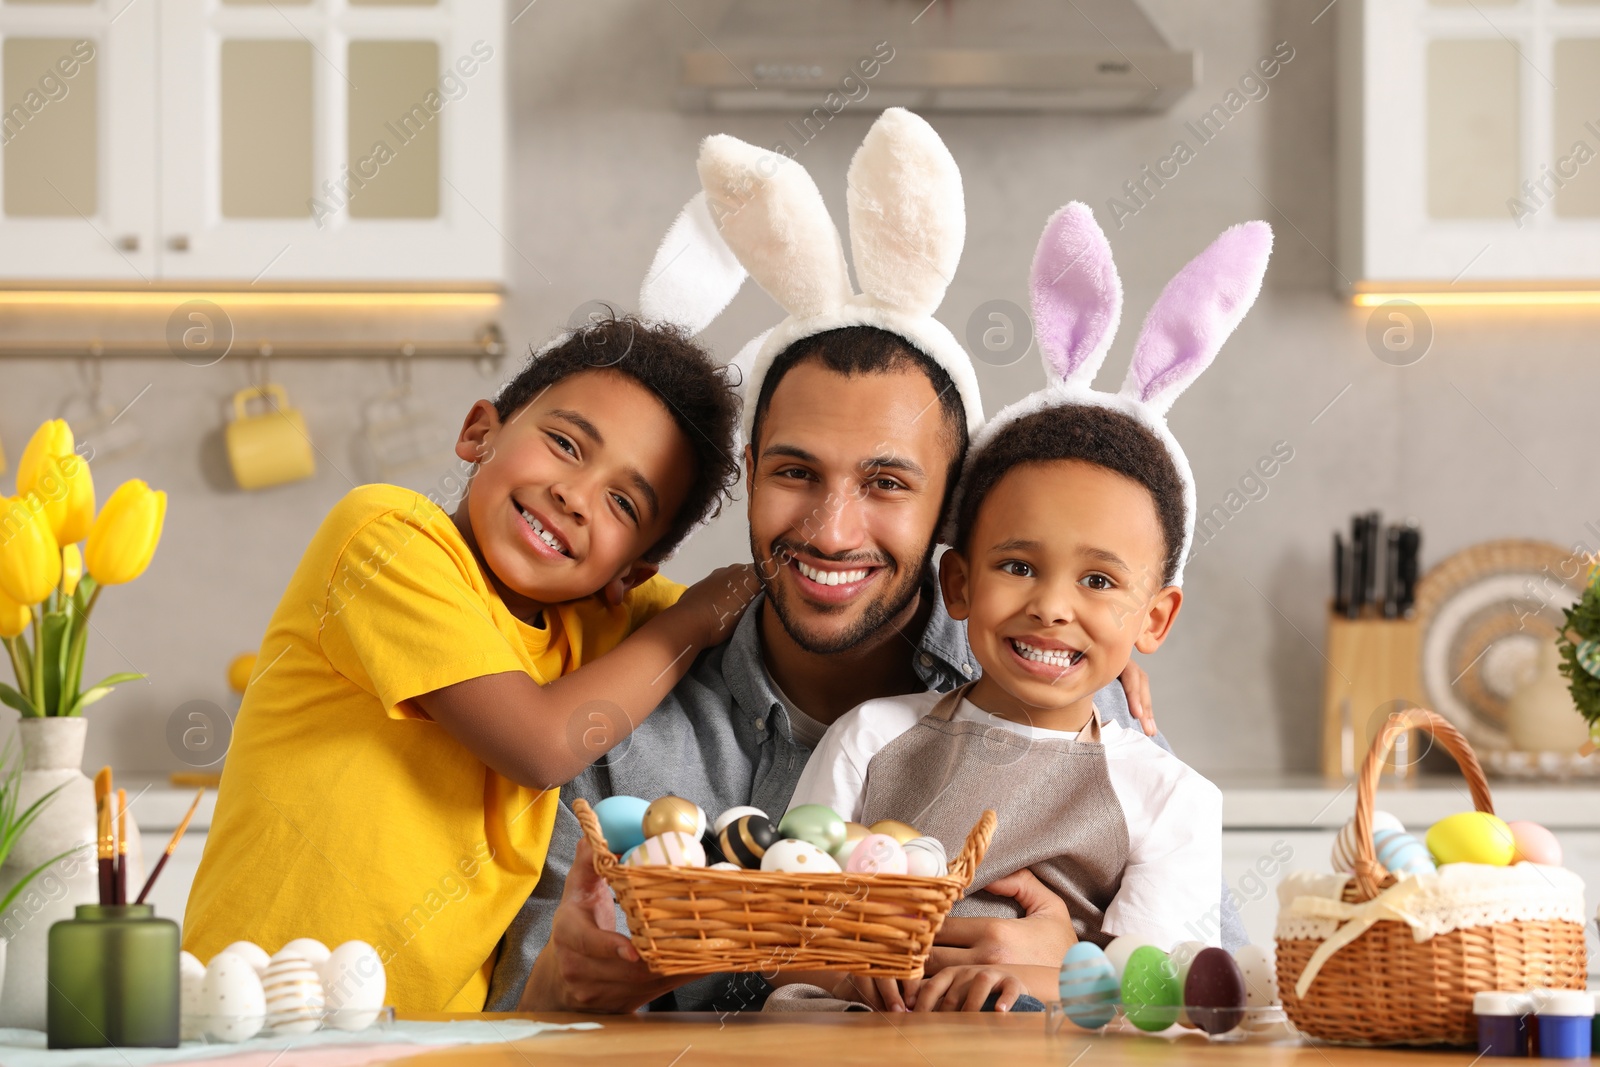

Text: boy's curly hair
xmin=953 ymin=404 xmax=1187 ymax=585
xmin=494 ymin=315 xmax=741 ymax=562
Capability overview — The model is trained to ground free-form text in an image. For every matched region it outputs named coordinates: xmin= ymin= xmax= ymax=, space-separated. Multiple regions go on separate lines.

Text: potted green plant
xmin=1557 ymin=558 xmax=1600 ymax=752
xmin=0 ymin=733 xmax=80 ymax=1006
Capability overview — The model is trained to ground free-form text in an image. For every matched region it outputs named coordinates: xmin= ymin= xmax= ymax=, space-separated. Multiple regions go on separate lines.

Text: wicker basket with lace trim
xmin=1276 ymin=708 xmax=1588 ymax=1046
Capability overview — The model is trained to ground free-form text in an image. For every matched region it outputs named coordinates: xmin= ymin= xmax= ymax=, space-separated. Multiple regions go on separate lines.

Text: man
xmin=488 ymin=326 xmax=1241 ymax=1012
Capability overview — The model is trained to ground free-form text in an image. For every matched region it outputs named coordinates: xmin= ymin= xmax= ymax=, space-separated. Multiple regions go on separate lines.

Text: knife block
xmin=1321 ymin=609 xmax=1426 ymax=779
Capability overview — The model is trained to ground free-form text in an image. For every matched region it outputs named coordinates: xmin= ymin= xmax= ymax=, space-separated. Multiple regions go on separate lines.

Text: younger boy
xmin=185 ymin=318 xmax=755 ymax=1011
xmin=788 ymin=403 xmax=1222 ymax=1012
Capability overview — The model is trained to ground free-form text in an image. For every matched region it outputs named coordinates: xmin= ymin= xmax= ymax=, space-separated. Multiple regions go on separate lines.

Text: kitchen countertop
xmin=123 ymin=773 xmax=1600 ymax=831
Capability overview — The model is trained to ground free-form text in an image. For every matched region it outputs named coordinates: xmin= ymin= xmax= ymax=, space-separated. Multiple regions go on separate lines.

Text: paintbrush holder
xmin=1321 ymin=608 xmax=1426 ymax=779
xmin=47 ymin=904 xmax=179 ymax=1049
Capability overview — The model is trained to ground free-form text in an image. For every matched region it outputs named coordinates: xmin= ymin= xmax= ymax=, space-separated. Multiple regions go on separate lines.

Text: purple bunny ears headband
xmin=951 ymin=202 xmax=1274 ymax=587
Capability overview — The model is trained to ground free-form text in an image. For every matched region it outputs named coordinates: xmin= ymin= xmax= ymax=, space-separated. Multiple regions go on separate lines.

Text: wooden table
xmin=389 ymin=1012 xmax=1495 ymax=1065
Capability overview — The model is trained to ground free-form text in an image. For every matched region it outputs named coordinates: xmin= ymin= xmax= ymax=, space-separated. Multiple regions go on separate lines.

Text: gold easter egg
xmin=642 ymin=795 xmax=706 ymax=840
xmin=869 ymin=819 xmax=919 ymax=845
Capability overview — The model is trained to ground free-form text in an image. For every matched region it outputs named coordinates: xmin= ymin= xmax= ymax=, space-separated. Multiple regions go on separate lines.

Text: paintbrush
xmin=94 ymin=768 xmax=113 ymax=906
xmin=135 ymin=789 xmax=204 ymax=906
xmin=115 ymin=788 xmax=128 ymax=906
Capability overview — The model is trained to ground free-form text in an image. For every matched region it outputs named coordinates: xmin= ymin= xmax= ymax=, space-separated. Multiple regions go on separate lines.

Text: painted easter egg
xmin=1168 ymin=940 xmax=1208 ymax=1027
xmin=592 ymin=795 xmax=650 ymax=855
xmin=760 ymin=838 xmax=842 ymax=874
xmin=1329 ymin=810 xmax=1404 ymax=872
xmin=1426 ymin=811 xmax=1515 ymax=866
xmin=717 ymin=814 xmax=780 ymax=869
xmin=843 ymin=833 xmax=907 ymax=875
xmin=1057 ymin=942 xmax=1119 ymax=1029
xmin=179 ymin=951 xmax=207 ymax=1041
xmin=1372 ymin=828 xmax=1436 ymax=879
xmin=275 ymin=938 xmax=330 ymax=967
xmin=200 ymin=952 xmax=267 ymax=1042
xmin=322 ymin=941 xmax=386 ymax=1031
xmin=261 ymin=954 xmax=325 ymax=1034
xmin=832 ymin=822 xmax=871 ymax=864
xmin=643 ymin=795 xmax=707 ymax=840
xmin=217 ymin=940 xmax=271 ymax=973
xmin=1232 ymin=944 xmax=1279 ymax=1008
xmin=1508 ymin=820 xmax=1563 ymax=866
xmin=779 ymin=804 xmax=847 ymax=853
xmin=1120 ymin=946 xmax=1181 ymax=1031
xmin=712 ymin=805 xmax=767 ymax=836
xmin=903 ymin=836 xmax=949 ymax=877
xmin=708 ymin=861 xmax=741 ymax=871
xmin=1102 ymin=936 xmax=1156 ymax=981
xmin=1184 ymin=947 xmax=1247 ymax=1034
xmin=869 ymin=819 xmax=920 ymax=844
xmin=624 ymin=830 xmax=706 ymax=868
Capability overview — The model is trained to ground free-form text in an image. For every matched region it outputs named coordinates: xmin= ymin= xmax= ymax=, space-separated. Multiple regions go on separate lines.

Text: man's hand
xmin=1118 ymin=659 xmax=1157 ymax=737
xmin=829 ymin=973 xmax=911 ymax=1011
xmin=926 ymin=868 xmax=1077 ymax=974
xmin=911 ymin=965 xmax=1035 ymax=1012
xmin=516 ymin=841 xmax=685 ymax=1012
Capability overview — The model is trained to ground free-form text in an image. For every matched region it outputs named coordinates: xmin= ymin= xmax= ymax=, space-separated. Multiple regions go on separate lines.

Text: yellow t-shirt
xmin=182 ymin=484 xmax=682 ymax=1011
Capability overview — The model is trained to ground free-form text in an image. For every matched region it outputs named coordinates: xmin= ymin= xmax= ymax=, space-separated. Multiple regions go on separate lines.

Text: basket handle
xmin=571 ymin=798 xmax=622 ymax=878
xmin=945 ymin=810 xmax=998 ymax=887
xmin=1351 ymin=707 xmax=1493 ymax=899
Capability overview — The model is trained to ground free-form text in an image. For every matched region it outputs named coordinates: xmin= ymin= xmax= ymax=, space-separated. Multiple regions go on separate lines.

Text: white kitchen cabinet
xmin=1337 ymin=0 xmax=1600 ymax=288
xmin=0 ymin=0 xmax=504 ymax=284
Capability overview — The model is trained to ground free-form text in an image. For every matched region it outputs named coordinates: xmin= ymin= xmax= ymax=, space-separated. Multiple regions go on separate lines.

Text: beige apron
xmin=859 ymin=683 xmax=1130 ymax=946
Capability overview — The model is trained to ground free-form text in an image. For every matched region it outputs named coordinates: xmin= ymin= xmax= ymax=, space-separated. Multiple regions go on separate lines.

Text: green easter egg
xmin=778 ymin=804 xmax=847 ymax=853
xmin=1425 ymin=811 xmax=1515 ymax=867
xmin=1120 ymin=945 xmax=1181 ymax=1031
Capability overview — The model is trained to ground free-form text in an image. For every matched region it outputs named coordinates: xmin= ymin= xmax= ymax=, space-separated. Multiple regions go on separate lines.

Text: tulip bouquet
xmin=0 ymin=420 xmax=166 ymax=717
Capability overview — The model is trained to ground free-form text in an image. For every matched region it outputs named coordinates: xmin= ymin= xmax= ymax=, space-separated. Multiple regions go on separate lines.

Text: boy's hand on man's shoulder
xmin=1118 ymin=660 xmax=1158 ymax=737
xmin=673 ymin=563 xmax=761 ymax=648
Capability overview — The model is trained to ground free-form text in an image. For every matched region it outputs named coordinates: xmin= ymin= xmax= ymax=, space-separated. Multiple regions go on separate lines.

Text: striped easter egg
xmin=623 ymin=830 xmax=706 ymax=868
xmin=1057 ymin=942 xmax=1119 ymax=1029
xmin=1329 ymin=810 xmax=1404 ymax=873
xmin=1373 ymin=828 xmax=1436 ymax=878
xmin=261 ymin=955 xmax=324 ymax=1034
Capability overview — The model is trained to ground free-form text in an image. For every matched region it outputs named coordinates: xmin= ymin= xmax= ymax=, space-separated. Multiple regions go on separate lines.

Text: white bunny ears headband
xmin=954 ymin=202 xmax=1274 ymax=587
xmin=677 ymin=107 xmax=985 ymax=446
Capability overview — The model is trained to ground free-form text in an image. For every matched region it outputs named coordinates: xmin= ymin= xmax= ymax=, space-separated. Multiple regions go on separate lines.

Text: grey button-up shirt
xmin=485 ymin=586 xmax=1245 ymax=1011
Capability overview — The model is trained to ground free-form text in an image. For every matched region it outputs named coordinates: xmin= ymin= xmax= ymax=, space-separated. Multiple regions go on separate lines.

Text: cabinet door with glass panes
xmin=158 ymin=0 xmax=505 ymax=283
xmin=0 ymin=1 xmax=156 ymax=280
xmin=1340 ymin=0 xmax=1600 ymax=285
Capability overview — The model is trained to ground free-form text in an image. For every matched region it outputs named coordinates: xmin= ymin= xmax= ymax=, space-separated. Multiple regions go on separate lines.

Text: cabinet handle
xmin=167 ymin=235 xmax=190 ymax=252
xmin=116 ymin=235 xmax=139 ymax=252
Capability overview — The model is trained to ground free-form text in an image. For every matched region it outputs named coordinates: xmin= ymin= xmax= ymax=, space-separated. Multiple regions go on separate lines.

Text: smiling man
xmin=486 ymin=325 xmax=1216 ymax=1014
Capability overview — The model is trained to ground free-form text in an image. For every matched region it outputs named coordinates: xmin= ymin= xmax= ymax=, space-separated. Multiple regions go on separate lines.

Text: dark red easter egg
xmin=1184 ymin=947 xmax=1246 ymax=1034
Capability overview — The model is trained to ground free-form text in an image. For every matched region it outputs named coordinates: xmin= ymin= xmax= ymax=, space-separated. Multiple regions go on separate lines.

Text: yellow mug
xmin=225 ymin=384 xmax=316 ymax=490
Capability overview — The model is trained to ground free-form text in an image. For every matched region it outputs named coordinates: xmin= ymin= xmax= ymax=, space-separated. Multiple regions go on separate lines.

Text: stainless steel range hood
xmin=679 ymin=0 xmax=1198 ymax=113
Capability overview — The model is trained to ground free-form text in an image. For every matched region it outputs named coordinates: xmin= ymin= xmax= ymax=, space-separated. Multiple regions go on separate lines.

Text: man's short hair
xmin=953 ymin=404 xmax=1186 ymax=585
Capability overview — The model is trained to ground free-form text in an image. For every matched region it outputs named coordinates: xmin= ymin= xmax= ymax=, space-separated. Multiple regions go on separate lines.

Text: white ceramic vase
xmin=0 ymin=717 xmax=142 ymax=1031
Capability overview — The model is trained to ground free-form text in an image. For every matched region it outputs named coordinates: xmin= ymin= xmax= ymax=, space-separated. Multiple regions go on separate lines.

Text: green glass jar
xmin=47 ymin=904 xmax=179 ymax=1049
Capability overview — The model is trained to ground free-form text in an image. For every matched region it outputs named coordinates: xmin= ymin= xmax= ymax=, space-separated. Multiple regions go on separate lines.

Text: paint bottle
xmin=1473 ymin=991 xmax=1531 ymax=1058
xmin=1532 ymin=989 xmax=1593 ymax=1059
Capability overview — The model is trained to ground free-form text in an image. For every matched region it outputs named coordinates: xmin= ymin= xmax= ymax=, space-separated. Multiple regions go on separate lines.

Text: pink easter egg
xmin=843 ymin=833 xmax=907 ymax=875
xmin=1508 ymin=820 xmax=1562 ymax=866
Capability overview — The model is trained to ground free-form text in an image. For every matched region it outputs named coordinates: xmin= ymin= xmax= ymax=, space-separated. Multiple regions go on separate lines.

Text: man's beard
xmin=751 ymin=533 xmax=935 ymax=655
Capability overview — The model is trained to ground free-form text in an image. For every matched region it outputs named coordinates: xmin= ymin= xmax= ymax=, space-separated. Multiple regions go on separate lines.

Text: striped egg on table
xmin=623 ymin=831 xmax=706 ymax=868
xmin=1120 ymin=946 xmax=1181 ymax=1031
xmin=261 ymin=954 xmax=325 ymax=1034
xmin=717 ymin=814 xmax=780 ymax=869
xmin=1329 ymin=810 xmax=1404 ymax=872
xmin=1056 ymin=942 xmax=1119 ymax=1029
xmin=1373 ymin=828 xmax=1436 ymax=878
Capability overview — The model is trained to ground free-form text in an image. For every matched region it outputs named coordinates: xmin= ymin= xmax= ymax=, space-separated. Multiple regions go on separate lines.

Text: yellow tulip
xmin=61 ymin=543 xmax=83 ymax=597
xmin=85 ymin=480 xmax=166 ymax=586
xmin=17 ymin=421 xmax=94 ymax=545
xmin=0 ymin=586 xmax=28 ymax=639
xmin=17 ymin=420 xmax=73 ymax=490
xmin=0 ymin=494 xmax=62 ymax=606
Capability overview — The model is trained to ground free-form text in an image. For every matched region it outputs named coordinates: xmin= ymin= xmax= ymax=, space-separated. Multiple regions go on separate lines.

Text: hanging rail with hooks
xmin=0 ymin=325 xmax=505 ymax=361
